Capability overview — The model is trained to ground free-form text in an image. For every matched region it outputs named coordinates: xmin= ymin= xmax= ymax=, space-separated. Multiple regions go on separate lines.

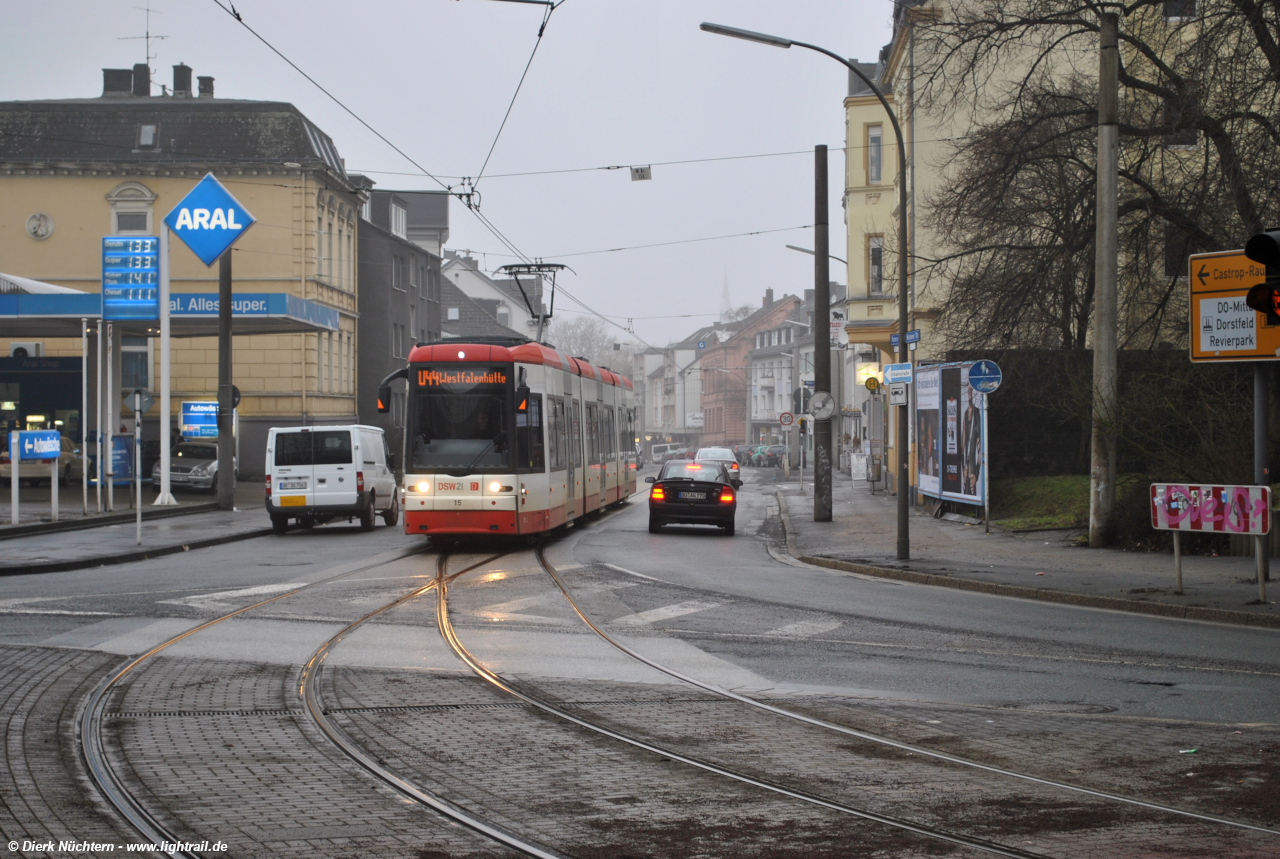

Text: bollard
xmin=1173 ymin=530 xmax=1182 ymax=595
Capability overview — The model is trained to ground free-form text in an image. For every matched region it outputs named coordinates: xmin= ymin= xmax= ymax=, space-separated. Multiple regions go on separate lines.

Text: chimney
xmin=102 ymin=69 xmax=133 ymax=96
xmin=172 ymin=63 xmax=192 ymax=96
xmin=197 ymin=76 xmax=214 ymax=98
xmin=763 ymin=288 xmax=774 ymax=309
xmin=804 ymin=288 xmax=815 ymax=303
xmin=132 ymin=63 xmax=150 ymax=97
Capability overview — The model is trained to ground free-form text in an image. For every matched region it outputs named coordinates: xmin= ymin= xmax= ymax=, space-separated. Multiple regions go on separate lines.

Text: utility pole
xmin=1257 ymin=366 xmax=1270 ymax=581
xmin=814 ymin=145 xmax=833 ymax=522
xmin=1089 ymin=12 xmax=1119 ymax=548
xmin=217 ymin=251 xmax=235 ymax=511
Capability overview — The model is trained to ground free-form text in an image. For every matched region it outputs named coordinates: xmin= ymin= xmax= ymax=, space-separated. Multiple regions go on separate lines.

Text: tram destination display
xmin=102 ymin=237 xmax=159 ymax=321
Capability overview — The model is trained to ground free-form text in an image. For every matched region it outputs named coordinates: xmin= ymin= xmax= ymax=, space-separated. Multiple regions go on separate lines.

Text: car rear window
xmin=663 ymin=462 xmax=722 ymax=480
xmin=274 ymin=430 xmax=352 ymax=466
xmin=696 ymin=448 xmax=734 ymax=460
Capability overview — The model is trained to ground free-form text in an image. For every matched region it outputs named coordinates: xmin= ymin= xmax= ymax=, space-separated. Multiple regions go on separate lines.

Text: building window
xmin=316 ymin=216 xmax=325 ymax=277
xmin=1163 ymin=97 xmax=1198 ymax=148
xmin=869 ymin=236 xmax=884 ymax=294
xmin=1163 ymin=0 xmax=1196 ymax=18
xmin=496 ymin=305 xmax=510 ymax=327
xmin=121 ymin=336 xmax=149 ymax=390
xmin=391 ymin=202 xmax=407 ymax=239
xmin=338 ymin=224 xmax=345 ymax=288
xmin=867 ymin=125 xmax=883 ymax=184
xmin=137 ymin=124 xmax=159 ymax=149
xmin=447 ymin=307 xmax=460 ymax=321
xmin=326 ymin=216 xmax=334 ymax=281
xmin=107 ymin=181 xmax=156 ymax=236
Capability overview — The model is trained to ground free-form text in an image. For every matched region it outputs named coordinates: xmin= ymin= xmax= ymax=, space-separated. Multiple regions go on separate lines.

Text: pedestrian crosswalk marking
xmin=159 ymin=582 xmax=305 ymax=608
xmin=764 ymin=619 xmax=842 ymax=638
xmin=612 ymin=599 xmax=721 ymax=626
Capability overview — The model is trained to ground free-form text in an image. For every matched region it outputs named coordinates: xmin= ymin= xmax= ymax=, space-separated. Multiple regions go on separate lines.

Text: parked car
xmin=763 ymin=445 xmax=786 ymax=467
xmin=750 ymin=444 xmax=770 ymax=466
xmin=732 ymin=444 xmax=753 ymax=465
xmin=264 ymin=424 xmax=398 ymax=533
xmin=650 ymin=443 xmax=679 ymax=464
xmin=646 ymin=459 xmax=736 ymax=536
xmin=695 ymin=447 xmax=741 ymax=488
xmin=151 ymin=441 xmax=237 ymax=493
xmin=1 ymin=434 xmax=83 ymax=486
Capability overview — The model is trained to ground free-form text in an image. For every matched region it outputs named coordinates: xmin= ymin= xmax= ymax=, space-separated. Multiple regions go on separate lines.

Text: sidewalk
xmin=773 ymin=471 xmax=1279 ymax=630
xmin=0 ymin=483 xmax=272 ymax=575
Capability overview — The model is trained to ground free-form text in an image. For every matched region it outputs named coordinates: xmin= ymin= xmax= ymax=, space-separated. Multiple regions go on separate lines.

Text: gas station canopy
xmin=0 ymin=274 xmax=340 ymax=338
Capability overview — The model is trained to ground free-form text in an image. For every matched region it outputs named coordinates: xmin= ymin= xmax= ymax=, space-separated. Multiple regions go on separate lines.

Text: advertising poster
xmin=917 ymin=362 xmax=985 ymax=505
xmin=915 ymin=367 xmax=940 ymax=497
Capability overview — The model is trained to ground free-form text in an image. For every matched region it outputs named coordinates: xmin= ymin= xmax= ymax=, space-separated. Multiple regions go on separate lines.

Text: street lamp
xmin=701 ymin=21 xmax=911 ymax=560
xmin=786 ymin=244 xmax=848 ymax=266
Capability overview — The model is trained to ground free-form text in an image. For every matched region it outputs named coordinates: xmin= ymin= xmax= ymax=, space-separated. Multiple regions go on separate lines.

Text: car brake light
xmin=264 ymin=474 xmax=271 ymax=498
xmin=651 ymin=485 xmax=665 ymax=501
xmin=719 ymin=489 xmax=735 ymax=503
xmin=357 ymin=471 xmax=365 ymax=492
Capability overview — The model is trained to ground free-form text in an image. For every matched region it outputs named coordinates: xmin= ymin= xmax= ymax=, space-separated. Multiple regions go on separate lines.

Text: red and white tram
xmin=378 ymin=337 xmax=638 ymax=537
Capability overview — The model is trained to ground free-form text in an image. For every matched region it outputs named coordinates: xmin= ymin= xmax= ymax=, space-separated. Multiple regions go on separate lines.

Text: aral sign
xmin=1188 ymin=250 xmax=1275 ymax=362
xmin=163 ymin=173 xmax=256 ymax=266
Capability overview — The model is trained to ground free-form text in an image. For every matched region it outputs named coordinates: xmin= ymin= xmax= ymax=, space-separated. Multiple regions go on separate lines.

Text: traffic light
xmin=1244 ymin=230 xmax=1280 ymax=326
xmin=792 ymin=386 xmax=812 ymax=414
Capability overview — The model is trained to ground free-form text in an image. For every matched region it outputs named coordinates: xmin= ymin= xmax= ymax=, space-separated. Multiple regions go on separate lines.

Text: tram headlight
xmin=488 ymin=481 xmax=513 ymax=493
xmin=415 ymin=481 xmax=431 ymax=493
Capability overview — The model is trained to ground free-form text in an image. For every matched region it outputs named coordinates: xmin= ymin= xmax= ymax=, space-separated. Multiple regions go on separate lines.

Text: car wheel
xmin=381 ymin=492 xmax=399 ymax=527
xmin=723 ymin=522 xmax=735 ymax=536
xmin=648 ymin=517 xmax=662 ymax=534
xmin=271 ymin=515 xmax=288 ymax=535
xmin=360 ymin=492 xmax=376 ymax=532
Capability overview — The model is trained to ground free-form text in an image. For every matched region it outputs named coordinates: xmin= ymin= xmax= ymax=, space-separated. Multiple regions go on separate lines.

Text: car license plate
xmin=279 ymin=481 xmax=307 ymax=490
xmin=678 ymin=491 xmax=706 ymax=500
xmin=280 ymin=495 xmax=307 ymax=507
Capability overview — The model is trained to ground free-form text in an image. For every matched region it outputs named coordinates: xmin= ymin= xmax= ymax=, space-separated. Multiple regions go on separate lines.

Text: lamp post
xmin=701 ymin=22 xmax=911 ymax=559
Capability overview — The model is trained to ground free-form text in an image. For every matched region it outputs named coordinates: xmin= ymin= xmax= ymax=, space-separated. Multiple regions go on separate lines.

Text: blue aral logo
xmin=164 ymin=173 xmax=256 ymax=266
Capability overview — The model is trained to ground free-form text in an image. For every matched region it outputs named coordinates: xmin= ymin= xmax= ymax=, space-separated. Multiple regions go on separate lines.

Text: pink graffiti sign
xmin=1150 ymin=484 xmax=1271 ymax=535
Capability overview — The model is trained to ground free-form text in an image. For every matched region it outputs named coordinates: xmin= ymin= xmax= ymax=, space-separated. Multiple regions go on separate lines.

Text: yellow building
xmin=0 ymin=64 xmax=361 ymax=476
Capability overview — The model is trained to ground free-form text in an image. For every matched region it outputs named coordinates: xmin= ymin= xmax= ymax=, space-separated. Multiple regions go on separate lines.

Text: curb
xmin=774 ymin=494 xmax=1280 ymax=631
xmin=0 ymin=503 xmax=219 ymax=541
xmin=0 ymin=527 xmax=275 ymax=577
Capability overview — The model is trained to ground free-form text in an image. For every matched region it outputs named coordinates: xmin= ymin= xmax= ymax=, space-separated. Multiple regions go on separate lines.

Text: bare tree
xmin=723 ymin=304 xmax=758 ymax=323
xmin=544 ymin=315 xmax=624 ymax=369
xmin=913 ymin=0 xmax=1280 ymax=351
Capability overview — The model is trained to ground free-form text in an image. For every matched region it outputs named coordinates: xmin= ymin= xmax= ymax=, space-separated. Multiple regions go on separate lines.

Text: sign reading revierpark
xmin=1188 ymin=250 xmax=1274 ymax=362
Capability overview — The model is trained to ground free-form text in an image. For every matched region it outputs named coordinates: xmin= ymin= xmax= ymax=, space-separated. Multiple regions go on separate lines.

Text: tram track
xmin=532 ymin=545 xmax=1280 ymax=838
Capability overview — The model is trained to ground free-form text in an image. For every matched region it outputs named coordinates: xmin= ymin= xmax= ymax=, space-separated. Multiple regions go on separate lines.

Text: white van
xmin=264 ymin=425 xmax=398 ymax=534
xmin=650 ymin=443 xmax=679 ymax=463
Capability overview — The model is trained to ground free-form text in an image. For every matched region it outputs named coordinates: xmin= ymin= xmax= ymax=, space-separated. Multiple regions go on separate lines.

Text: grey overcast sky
xmin=2 ymin=1 xmax=894 ymax=346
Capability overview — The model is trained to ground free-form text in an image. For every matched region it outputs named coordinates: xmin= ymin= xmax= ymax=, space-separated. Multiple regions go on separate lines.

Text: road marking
xmin=159 ymin=582 xmax=306 ymax=608
xmin=477 ymin=595 xmax=549 ymax=615
xmin=0 ymin=596 xmax=116 ymax=616
xmin=602 ymin=563 xmax=661 ymax=582
xmin=612 ymin=599 xmax=721 ymax=626
xmin=764 ymin=619 xmax=842 ymax=638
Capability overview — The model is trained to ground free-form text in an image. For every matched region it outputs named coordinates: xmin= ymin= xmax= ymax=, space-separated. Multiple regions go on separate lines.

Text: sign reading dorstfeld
xmin=1188 ymin=250 xmax=1277 ymax=362
xmin=1151 ymin=483 xmax=1271 ymax=535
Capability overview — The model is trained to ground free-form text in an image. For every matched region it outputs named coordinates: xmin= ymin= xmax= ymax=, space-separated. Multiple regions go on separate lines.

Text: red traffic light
xmin=1246 ymin=283 xmax=1280 ymax=326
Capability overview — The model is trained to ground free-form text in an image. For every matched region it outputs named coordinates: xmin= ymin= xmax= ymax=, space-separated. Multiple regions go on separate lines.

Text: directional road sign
xmin=884 ymin=362 xmax=913 ymax=384
xmin=16 ymin=430 xmax=61 ymax=461
xmin=779 ymin=411 xmax=795 ymax=427
xmin=967 ymin=360 xmax=1003 ymax=394
xmin=164 ymin=173 xmax=256 ymax=267
xmin=1188 ymin=250 xmax=1274 ymax=362
xmin=102 ymin=236 xmax=159 ymax=320
xmin=809 ymin=391 xmax=836 ymax=420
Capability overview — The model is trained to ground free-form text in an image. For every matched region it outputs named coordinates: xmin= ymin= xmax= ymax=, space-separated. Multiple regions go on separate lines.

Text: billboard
xmin=181 ymin=401 xmax=219 ymax=438
xmin=916 ymin=362 xmax=985 ymax=505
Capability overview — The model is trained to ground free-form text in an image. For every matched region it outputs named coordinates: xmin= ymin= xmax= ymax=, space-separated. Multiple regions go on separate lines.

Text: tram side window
xmin=602 ymin=406 xmax=615 ymax=461
xmin=516 ymin=394 xmax=545 ymax=472
xmin=620 ymin=408 xmax=632 ymax=461
xmin=585 ymin=403 xmax=599 ymax=465
xmin=571 ymin=400 xmax=583 ymax=467
xmin=548 ymin=396 xmax=566 ymax=470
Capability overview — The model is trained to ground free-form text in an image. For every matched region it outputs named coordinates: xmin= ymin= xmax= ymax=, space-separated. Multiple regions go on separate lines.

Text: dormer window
xmin=137 ymin=124 xmax=158 ymax=149
xmin=390 ymin=202 xmax=407 ymax=239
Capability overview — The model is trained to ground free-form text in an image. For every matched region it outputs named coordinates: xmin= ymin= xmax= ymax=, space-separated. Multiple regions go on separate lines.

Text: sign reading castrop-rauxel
xmin=163 ymin=173 xmax=256 ymax=266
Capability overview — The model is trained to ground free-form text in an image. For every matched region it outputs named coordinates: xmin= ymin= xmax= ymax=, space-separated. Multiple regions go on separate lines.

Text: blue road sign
xmin=968 ymin=359 xmax=1003 ymax=394
xmin=181 ymin=401 xmax=219 ymax=438
xmin=14 ymin=430 xmax=61 ymax=461
xmin=889 ymin=329 xmax=921 ymax=347
xmin=697 ymin=341 xmax=706 ymax=349
xmin=163 ymin=173 xmax=256 ymax=266
xmin=102 ymin=236 xmax=159 ymax=320
xmin=884 ymin=362 xmax=913 ymax=384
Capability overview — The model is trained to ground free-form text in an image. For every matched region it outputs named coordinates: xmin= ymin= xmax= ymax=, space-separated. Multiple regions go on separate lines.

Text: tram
xmin=378 ymin=336 xmax=638 ymax=537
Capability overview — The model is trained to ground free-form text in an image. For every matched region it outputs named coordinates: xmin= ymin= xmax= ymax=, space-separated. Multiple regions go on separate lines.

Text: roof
xmin=0 ymin=273 xmax=81 ymax=295
xmin=848 ymin=60 xmax=891 ymax=98
xmin=405 ymin=340 xmax=632 ymax=390
xmin=439 ymin=279 xmax=524 ymax=341
xmin=0 ymin=95 xmax=351 ymax=184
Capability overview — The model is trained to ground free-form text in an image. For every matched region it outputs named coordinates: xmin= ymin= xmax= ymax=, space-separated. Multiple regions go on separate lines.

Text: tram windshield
xmin=408 ymin=364 xmax=510 ymax=472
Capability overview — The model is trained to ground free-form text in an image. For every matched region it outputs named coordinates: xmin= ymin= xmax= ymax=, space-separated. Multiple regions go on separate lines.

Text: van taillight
xmin=264 ymin=474 xmax=271 ymax=498
xmin=357 ymin=471 xmax=365 ymax=492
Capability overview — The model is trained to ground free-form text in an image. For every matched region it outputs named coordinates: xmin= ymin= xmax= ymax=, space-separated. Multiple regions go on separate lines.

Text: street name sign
xmin=883 ymin=362 xmax=913 ymax=384
xmin=163 ymin=173 xmax=256 ymax=266
xmin=102 ymin=236 xmax=159 ymax=320
xmin=889 ymin=329 xmax=921 ymax=347
xmin=1188 ymin=250 xmax=1276 ymax=362
xmin=967 ymin=360 xmax=1003 ymax=394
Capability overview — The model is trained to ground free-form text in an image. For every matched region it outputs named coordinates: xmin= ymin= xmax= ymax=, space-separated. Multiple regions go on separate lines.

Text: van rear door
xmin=312 ymin=429 xmax=356 ymax=508
xmin=272 ymin=429 xmax=315 ymax=509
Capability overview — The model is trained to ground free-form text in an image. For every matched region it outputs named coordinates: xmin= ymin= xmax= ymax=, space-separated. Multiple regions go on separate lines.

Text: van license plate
xmin=678 ymin=491 xmax=706 ymax=500
xmin=280 ymin=496 xmax=307 ymax=507
xmin=279 ymin=481 xmax=307 ymax=490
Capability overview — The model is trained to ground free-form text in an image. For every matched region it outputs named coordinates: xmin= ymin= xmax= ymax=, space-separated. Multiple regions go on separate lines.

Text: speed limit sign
xmin=779 ymin=411 xmax=795 ymax=427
